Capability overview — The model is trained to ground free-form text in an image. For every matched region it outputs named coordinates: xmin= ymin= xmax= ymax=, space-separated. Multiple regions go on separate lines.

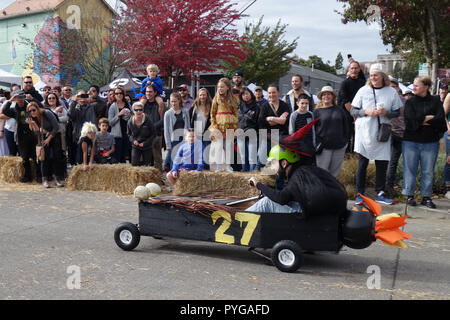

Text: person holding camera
xmin=350 ymin=64 xmax=402 ymax=205
xmin=68 ymin=90 xmax=98 ymax=163
xmin=0 ymin=90 xmax=38 ymax=182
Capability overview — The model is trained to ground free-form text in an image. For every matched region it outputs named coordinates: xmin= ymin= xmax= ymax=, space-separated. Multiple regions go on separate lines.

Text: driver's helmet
xmin=267 ymin=145 xmax=300 ymax=164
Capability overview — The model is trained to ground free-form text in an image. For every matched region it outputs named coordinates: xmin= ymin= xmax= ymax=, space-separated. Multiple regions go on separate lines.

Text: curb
xmin=348 ymin=200 xmax=450 ymax=220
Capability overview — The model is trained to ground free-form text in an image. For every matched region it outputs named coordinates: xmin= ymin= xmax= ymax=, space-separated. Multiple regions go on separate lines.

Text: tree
xmin=20 ymin=13 xmax=124 ymax=89
xmin=114 ymin=0 xmax=247 ymax=88
xmin=296 ymin=55 xmax=337 ymax=75
xmin=335 ymin=52 xmax=344 ymax=73
xmin=337 ymin=0 xmax=450 ymax=91
xmin=222 ymin=16 xmax=298 ymax=89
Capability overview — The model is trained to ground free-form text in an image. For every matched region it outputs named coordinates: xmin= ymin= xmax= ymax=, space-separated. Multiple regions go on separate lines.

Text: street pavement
xmin=0 ymin=182 xmax=449 ymax=300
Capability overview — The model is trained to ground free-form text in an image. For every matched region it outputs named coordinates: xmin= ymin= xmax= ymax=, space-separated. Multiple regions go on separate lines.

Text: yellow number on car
xmin=211 ymin=211 xmax=261 ymax=246
xmin=235 ymin=212 xmax=261 ymax=246
xmin=211 ymin=211 xmax=235 ymax=244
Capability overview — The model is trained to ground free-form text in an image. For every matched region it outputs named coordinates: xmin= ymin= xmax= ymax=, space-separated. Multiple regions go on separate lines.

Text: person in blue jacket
xmin=166 ymin=129 xmax=204 ymax=187
xmin=138 ymin=64 xmax=164 ymax=98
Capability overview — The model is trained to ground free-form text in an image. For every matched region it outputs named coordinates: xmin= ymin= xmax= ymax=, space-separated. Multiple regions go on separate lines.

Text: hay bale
xmin=173 ymin=170 xmax=275 ymax=198
xmin=0 ymin=156 xmax=24 ymax=183
xmin=338 ymin=154 xmax=376 ymax=199
xmin=66 ymin=164 xmax=161 ymax=195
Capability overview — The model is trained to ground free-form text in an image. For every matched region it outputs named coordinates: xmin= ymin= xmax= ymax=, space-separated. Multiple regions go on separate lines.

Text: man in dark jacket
xmin=247 ymin=121 xmax=347 ymax=216
xmin=337 ymin=60 xmax=366 ymax=153
xmin=247 ymin=144 xmax=347 ymax=217
xmin=88 ymin=85 xmax=107 ymax=119
xmin=22 ymin=76 xmax=43 ymax=104
xmin=1 ymin=90 xmax=38 ymax=182
xmin=141 ymin=84 xmax=165 ymax=171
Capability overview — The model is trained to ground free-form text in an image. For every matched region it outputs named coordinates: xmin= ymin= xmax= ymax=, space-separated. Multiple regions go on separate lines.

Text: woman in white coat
xmin=350 ymin=64 xmax=403 ymax=205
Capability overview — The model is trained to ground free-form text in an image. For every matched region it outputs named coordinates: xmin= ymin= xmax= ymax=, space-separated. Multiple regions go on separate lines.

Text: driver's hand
xmin=249 ymin=177 xmax=259 ymax=188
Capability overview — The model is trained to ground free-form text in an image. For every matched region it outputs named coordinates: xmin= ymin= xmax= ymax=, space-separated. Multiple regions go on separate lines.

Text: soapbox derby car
xmin=114 ymin=194 xmax=410 ymax=273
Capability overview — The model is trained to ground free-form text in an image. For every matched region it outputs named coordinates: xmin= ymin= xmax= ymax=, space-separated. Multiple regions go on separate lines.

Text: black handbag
xmin=372 ymin=88 xmax=391 ymax=142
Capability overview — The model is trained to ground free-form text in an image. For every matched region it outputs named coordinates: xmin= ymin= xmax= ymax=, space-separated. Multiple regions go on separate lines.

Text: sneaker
xmin=54 ymin=178 xmax=63 ymax=188
xmin=355 ymin=195 xmax=364 ymax=205
xmin=406 ymin=197 xmax=417 ymax=206
xmin=446 ymin=191 xmax=450 ymax=200
xmin=226 ymin=165 xmax=234 ymax=172
xmin=421 ymin=198 xmax=436 ymax=209
xmin=376 ymin=191 xmax=395 ymax=205
xmin=42 ymin=180 xmax=50 ymax=188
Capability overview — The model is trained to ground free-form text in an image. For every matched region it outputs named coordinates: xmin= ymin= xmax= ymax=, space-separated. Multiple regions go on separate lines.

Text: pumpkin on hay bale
xmin=66 ymin=164 xmax=161 ymax=195
xmin=173 ymin=170 xmax=275 ymax=198
xmin=0 ymin=156 xmax=24 ymax=183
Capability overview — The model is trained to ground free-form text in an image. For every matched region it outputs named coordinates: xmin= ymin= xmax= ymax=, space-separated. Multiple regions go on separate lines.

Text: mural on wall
xmin=0 ymin=0 xmax=114 ymax=89
xmin=32 ymin=15 xmax=85 ymax=87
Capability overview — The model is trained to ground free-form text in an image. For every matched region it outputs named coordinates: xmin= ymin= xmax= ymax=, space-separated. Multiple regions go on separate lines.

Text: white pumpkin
xmin=134 ymin=186 xmax=150 ymax=200
xmin=146 ymin=183 xmax=162 ymax=197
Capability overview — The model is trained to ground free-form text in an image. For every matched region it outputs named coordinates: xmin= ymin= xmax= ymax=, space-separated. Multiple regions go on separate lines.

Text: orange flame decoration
xmin=359 ymin=194 xmax=412 ymax=249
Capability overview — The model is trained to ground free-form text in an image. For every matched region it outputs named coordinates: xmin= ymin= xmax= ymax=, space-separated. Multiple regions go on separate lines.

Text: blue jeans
xmin=113 ymin=137 xmax=130 ymax=163
xmin=246 ymin=197 xmax=302 ymax=214
xmin=237 ymin=135 xmax=258 ymax=172
xmin=445 ymin=132 xmax=450 ymax=188
xmin=164 ymin=138 xmax=182 ymax=170
xmin=4 ymin=128 xmax=17 ymax=156
xmin=402 ymin=140 xmax=440 ymax=197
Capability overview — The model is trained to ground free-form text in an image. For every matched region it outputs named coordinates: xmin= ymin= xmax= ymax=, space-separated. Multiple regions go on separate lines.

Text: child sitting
xmin=95 ymin=118 xmax=117 ymax=164
xmin=166 ymin=129 xmax=204 ymax=187
xmin=139 ymin=64 xmax=164 ymax=100
xmin=78 ymin=122 xmax=97 ymax=171
xmin=288 ymin=94 xmax=316 ymax=165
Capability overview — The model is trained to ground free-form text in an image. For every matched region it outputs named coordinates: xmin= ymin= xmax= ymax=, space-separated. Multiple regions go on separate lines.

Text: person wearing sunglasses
xmin=45 ymin=92 xmax=68 ymax=157
xmin=108 ymin=86 xmax=131 ymax=163
xmin=177 ymin=84 xmax=194 ymax=110
xmin=127 ymin=102 xmax=155 ymax=166
xmin=0 ymin=89 xmax=40 ymax=182
xmin=26 ymin=102 xmax=62 ymax=188
xmin=68 ymin=90 xmax=97 ymax=164
xmin=22 ymin=76 xmax=43 ymax=103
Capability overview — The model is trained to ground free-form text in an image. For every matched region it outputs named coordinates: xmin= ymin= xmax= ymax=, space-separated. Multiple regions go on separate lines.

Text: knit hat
xmin=369 ymin=63 xmax=384 ymax=74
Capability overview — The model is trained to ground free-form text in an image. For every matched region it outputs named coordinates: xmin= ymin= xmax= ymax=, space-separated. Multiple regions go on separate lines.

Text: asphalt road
xmin=0 ymin=183 xmax=449 ymax=301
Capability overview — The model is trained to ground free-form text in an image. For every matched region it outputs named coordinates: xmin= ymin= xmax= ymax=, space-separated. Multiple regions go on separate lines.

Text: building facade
xmin=0 ymin=0 xmax=115 ymax=87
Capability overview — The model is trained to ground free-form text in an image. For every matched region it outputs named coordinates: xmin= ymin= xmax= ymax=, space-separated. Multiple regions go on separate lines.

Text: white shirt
xmin=352 ymin=85 xmax=403 ymax=160
xmin=1 ymin=101 xmax=16 ymax=132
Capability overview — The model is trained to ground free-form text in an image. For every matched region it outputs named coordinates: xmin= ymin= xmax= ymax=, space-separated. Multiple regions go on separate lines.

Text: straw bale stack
xmin=0 ymin=156 xmax=24 ymax=183
xmin=172 ymin=170 xmax=275 ymax=198
xmin=67 ymin=164 xmax=161 ymax=195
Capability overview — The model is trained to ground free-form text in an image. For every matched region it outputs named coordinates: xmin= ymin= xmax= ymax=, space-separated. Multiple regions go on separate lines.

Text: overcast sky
xmin=0 ymin=0 xmax=391 ymax=65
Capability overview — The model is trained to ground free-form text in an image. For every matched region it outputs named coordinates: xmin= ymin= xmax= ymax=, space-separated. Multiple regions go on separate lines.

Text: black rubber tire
xmin=114 ymin=222 xmax=141 ymax=251
xmin=271 ymin=240 xmax=303 ymax=273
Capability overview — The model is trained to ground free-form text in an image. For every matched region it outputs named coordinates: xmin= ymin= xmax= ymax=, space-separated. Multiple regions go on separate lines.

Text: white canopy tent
xmin=0 ymin=69 xmax=22 ymax=87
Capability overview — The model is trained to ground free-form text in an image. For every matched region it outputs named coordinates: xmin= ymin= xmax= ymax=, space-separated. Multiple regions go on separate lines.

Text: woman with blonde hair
xmin=189 ymin=88 xmax=212 ymax=169
xmin=313 ymin=86 xmax=350 ymax=177
xmin=127 ymin=101 xmax=156 ymax=166
xmin=163 ymin=92 xmax=190 ymax=170
xmin=78 ymin=121 xmax=97 ymax=171
xmin=209 ymin=78 xmax=239 ymax=171
xmin=26 ymin=101 xmax=64 ymax=187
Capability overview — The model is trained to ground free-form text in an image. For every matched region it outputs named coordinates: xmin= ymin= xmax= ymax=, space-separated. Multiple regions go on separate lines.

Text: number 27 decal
xmin=211 ymin=211 xmax=260 ymax=245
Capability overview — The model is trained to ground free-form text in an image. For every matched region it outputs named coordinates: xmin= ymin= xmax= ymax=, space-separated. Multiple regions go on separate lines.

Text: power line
xmin=224 ymin=0 xmax=258 ymax=29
